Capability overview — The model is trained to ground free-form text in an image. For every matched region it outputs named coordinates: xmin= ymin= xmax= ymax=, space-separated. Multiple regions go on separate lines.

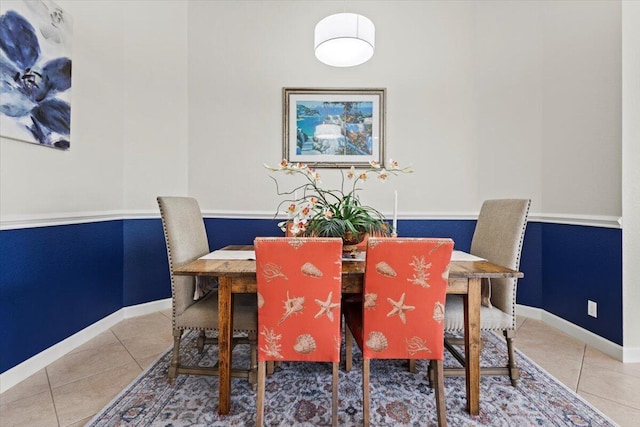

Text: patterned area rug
xmin=88 ymin=330 xmax=617 ymax=426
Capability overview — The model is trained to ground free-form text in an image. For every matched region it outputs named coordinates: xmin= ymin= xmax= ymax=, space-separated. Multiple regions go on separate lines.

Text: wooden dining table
xmin=173 ymin=245 xmax=523 ymax=416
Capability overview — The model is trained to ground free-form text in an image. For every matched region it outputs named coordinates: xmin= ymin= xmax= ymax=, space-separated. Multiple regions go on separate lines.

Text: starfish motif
xmin=387 ymin=293 xmax=415 ymax=324
xmin=314 ymin=291 xmax=340 ymax=322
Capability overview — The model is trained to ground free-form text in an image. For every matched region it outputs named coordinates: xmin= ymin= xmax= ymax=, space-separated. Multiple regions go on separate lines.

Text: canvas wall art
xmin=0 ymin=0 xmax=72 ymax=150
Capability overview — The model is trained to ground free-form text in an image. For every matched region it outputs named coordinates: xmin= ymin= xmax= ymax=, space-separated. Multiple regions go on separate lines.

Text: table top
xmin=173 ymin=245 xmax=523 ymax=280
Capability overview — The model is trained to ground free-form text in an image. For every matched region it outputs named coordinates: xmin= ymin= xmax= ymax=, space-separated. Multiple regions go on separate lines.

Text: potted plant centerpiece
xmin=265 ymin=159 xmax=412 ymax=252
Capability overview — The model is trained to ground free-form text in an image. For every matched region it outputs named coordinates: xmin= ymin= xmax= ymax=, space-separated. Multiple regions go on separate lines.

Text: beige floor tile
xmin=583 ymin=346 xmax=640 ymax=378
xmin=0 ymin=369 xmax=50 ymax=406
xmin=579 ymin=390 xmax=640 ymax=427
xmin=119 ymin=329 xmax=172 ymax=361
xmin=0 ymin=390 xmax=57 ymax=427
xmin=135 ymin=351 xmax=167 ymax=371
xmin=47 ymin=342 xmax=136 ymax=389
xmin=578 ymin=362 xmax=640 ymax=410
xmin=515 ymin=318 xmax=585 ymax=391
xmin=51 ymin=360 xmax=141 ymax=426
xmin=159 ymin=308 xmax=172 ymax=319
xmin=111 ymin=312 xmax=171 ymax=341
xmin=64 ymin=415 xmax=93 ymax=427
xmin=69 ymin=330 xmax=120 ymax=355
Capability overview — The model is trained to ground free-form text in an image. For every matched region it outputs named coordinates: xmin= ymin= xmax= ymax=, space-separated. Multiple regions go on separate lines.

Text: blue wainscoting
xmin=0 ymin=222 xmax=124 ymax=373
xmin=0 ymin=217 xmax=623 ymax=374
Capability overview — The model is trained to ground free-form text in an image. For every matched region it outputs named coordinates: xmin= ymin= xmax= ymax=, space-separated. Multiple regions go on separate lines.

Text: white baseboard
xmin=0 ymin=298 xmax=171 ymax=394
xmin=516 ymin=304 xmax=638 ymax=362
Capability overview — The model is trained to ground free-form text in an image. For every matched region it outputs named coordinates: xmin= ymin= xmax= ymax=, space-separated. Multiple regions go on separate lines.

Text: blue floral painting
xmin=0 ymin=0 xmax=72 ymax=150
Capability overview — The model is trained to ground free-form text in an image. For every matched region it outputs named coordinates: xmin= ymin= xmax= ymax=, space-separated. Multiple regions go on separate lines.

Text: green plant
xmin=265 ymin=160 xmax=412 ymax=240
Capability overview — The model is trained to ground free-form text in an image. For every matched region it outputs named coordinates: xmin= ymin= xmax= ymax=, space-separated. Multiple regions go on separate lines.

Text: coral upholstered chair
xmin=343 ymin=237 xmax=454 ymax=427
xmin=254 ymin=237 xmax=343 ymax=427
xmin=157 ymin=197 xmax=257 ymax=385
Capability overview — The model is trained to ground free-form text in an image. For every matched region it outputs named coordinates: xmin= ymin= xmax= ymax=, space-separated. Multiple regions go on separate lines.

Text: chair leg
xmin=248 ymin=330 xmax=258 ymax=389
xmin=432 ymin=359 xmax=447 ymax=427
xmin=169 ymin=329 xmax=182 ymax=384
xmin=196 ymin=330 xmax=206 ymax=353
xmin=363 ymin=358 xmax=370 ymax=427
xmin=332 ymin=362 xmax=339 ymax=427
xmin=345 ymin=326 xmax=353 ymax=372
xmin=256 ymin=361 xmax=266 ymax=427
xmin=504 ymin=329 xmax=520 ymax=386
xmin=408 ymin=359 xmax=416 ymax=373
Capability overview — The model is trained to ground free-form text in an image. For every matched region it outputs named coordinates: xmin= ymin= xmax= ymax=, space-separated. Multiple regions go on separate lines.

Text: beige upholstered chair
xmin=444 ymin=199 xmax=530 ymax=386
xmin=157 ymin=196 xmax=258 ymax=386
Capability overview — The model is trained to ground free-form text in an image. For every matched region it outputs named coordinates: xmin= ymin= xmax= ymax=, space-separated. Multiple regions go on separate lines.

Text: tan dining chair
xmin=344 ymin=237 xmax=454 ymax=427
xmin=157 ymin=196 xmax=258 ymax=386
xmin=443 ymin=198 xmax=530 ymax=386
xmin=254 ymin=237 xmax=343 ymax=427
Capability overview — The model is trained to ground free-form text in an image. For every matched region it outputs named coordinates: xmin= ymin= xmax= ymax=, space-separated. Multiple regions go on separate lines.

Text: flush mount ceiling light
xmin=314 ymin=13 xmax=375 ymax=67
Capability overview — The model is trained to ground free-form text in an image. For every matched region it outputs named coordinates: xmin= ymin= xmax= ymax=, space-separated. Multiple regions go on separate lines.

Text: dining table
xmin=173 ymin=244 xmax=523 ymax=416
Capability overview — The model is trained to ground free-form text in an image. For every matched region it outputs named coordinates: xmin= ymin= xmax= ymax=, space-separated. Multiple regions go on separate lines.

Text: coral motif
xmin=386 ymin=292 xmax=415 ymax=324
xmin=406 ymin=336 xmax=433 ymax=356
xmin=407 ymin=256 xmax=432 ymax=288
xmin=301 ymin=262 xmax=323 ymax=278
xmin=263 ymin=262 xmax=288 ymax=282
xmin=279 ymin=291 xmax=305 ymax=325
xmin=364 ymin=293 xmax=378 ymax=309
xmin=433 ymin=301 xmax=445 ymax=323
xmin=257 ymin=292 xmax=264 ymax=309
xmin=288 ymin=239 xmax=305 ymax=249
xmin=293 ymin=334 xmax=317 ymax=354
xmin=375 ymin=261 xmax=397 ymax=277
xmin=365 ymin=331 xmax=388 ymax=352
xmin=260 ymin=326 xmax=283 ymax=359
xmin=314 ymin=291 xmax=340 ymax=322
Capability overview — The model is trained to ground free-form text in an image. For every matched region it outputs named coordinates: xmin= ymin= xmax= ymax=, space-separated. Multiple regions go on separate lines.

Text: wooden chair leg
xmin=332 ymin=362 xmax=339 ymax=427
xmin=504 ymin=329 xmax=520 ymax=386
xmin=196 ymin=330 xmax=206 ymax=353
xmin=249 ymin=331 xmax=258 ymax=389
xmin=432 ymin=359 xmax=447 ymax=427
xmin=256 ymin=361 xmax=266 ymax=427
xmin=408 ymin=359 xmax=416 ymax=373
xmin=363 ymin=358 xmax=370 ymax=427
xmin=168 ymin=329 xmax=182 ymax=384
xmin=345 ymin=326 xmax=353 ymax=372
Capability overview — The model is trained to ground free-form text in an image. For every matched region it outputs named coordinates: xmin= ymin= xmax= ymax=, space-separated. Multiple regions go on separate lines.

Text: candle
xmin=393 ymin=190 xmax=398 ymax=234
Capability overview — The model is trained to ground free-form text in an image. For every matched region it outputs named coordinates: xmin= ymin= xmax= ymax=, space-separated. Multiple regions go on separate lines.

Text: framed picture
xmin=283 ymin=87 xmax=386 ymax=168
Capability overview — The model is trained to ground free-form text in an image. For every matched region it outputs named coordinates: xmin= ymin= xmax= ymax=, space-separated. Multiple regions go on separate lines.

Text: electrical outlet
xmin=588 ymin=300 xmax=597 ymax=318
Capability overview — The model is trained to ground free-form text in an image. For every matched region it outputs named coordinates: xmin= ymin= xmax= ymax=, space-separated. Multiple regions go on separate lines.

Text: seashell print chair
xmin=343 ymin=237 xmax=454 ymax=427
xmin=443 ymin=199 xmax=530 ymax=386
xmin=157 ymin=197 xmax=258 ymax=386
xmin=254 ymin=237 xmax=343 ymax=427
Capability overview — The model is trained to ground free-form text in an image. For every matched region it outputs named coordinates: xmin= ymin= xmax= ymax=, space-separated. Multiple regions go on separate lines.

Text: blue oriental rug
xmin=87 ymin=330 xmax=617 ymax=426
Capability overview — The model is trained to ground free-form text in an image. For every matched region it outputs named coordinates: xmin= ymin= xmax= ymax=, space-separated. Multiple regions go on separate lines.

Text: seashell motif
xmin=364 ymin=293 xmax=378 ymax=309
xmin=257 ymin=292 xmax=265 ymax=309
xmin=433 ymin=301 xmax=445 ymax=323
xmin=375 ymin=261 xmax=397 ymax=277
xmin=301 ymin=262 xmax=323 ymax=278
xmin=288 ymin=239 xmax=305 ymax=250
xmin=365 ymin=331 xmax=388 ymax=352
xmin=279 ymin=292 xmax=305 ymax=325
xmin=293 ymin=334 xmax=316 ymax=354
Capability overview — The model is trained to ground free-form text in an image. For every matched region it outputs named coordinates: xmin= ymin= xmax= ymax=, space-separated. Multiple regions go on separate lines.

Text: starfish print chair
xmin=444 ymin=199 xmax=530 ymax=386
xmin=343 ymin=237 xmax=454 ymax=427
xmin=254 ymin=237 xmax=343 ymax=427
xmin=157 ymin=196 xmax=258 ymax=386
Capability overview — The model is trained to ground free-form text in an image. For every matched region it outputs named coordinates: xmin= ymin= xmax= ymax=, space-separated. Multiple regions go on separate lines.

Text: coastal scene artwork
xmin=284 ymin=88 xmax=385 ymax=167
xmin=0 ymin=0 xmax=72 ymax=150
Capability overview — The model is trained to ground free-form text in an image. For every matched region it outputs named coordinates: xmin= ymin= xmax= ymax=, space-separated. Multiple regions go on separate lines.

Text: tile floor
xmin=1 ymin=311 xmax=639 ymax=426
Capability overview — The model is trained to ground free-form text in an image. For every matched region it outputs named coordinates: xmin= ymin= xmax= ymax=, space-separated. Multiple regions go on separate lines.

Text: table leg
xmin=463 ymin=277 xmax=481 ymax=415
xmin=218 ymin=276 xmax=233 ymax=415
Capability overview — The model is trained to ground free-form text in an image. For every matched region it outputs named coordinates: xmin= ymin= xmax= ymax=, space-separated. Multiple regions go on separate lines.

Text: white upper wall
xmin=187 ymin=0 xmax=620 ymax=219
xmin=0 ymin=0 xmax=621 ymax=221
